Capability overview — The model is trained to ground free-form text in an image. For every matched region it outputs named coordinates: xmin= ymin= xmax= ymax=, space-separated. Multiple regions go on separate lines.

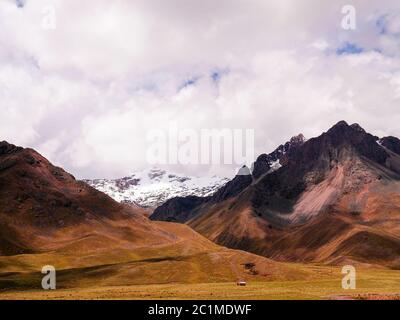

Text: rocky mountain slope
xmin=151 ymin=133 xmax=307 ymax=222
xmin=252 ymin=133 xmax=306 ymax=179
xmin=151 ymin=122 xmax=400 ymax=268
xmin=84 ymin=168 xmax=229 ymax=208
xmin=0 ymin=141 xmax=173 ymax=255
xmin=0 ymin=141 xmax=300 ymax=289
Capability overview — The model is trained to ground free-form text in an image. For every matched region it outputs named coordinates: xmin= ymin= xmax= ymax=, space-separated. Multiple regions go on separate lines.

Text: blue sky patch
xmin=376 ymin=15 xmax=388 ymax=35
xmin=178 ymin=77 xmax=199 ymax=91
xmin=210 ymin=68 xmax=229 ymax=83
xmin=211 ymin=71 xmax=221 ymax=82
xmin=336 ymin=43 xmax=364 ymax=55
xmin=15 ymin=0 xmax=26 ymax=8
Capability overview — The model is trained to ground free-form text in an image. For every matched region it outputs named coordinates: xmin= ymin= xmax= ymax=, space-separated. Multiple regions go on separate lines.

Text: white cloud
xmin=1 ymin=0 xmax=400 ymax=179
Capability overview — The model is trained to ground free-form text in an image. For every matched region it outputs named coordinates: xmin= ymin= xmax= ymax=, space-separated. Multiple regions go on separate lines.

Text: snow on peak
xmin=84 ymin=168 xmax=229 ymax=208
xmin=269 ymin=159 xmax=282 ymax=172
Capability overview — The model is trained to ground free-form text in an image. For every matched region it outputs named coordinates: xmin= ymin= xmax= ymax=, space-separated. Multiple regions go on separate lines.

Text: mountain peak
xmin=252 ymin=134 xmax=305 ymax=179
xmin=380 ymin=136 xmax=400 ymax=155
xmin=290 ymin=133 xmax=306 ymax=145
xmin=335 ymin=120 xmax=349 ymax=127
xmin=326 ymin=121 xmax=367 ymax=136
xmin=0 ymin=141 xmax=22 ymax=155
xmin=325 ymin=121 xmax=369 ymax=145
xmin=237 ymin=165 xmax=252 ymax=176
xmin=350 ymin=123 xmax=366 ymax=133
xmin=327 ymin=120 xmax=351 ymax=134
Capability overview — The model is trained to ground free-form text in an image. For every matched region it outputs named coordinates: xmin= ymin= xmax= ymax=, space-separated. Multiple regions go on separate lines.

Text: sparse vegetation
xmin=1 ymin=265 xmax=400 ymax=300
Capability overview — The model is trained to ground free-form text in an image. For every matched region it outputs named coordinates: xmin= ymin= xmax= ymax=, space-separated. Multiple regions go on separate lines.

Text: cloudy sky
xmin=1 ymin=0 xmax=400 ymax=179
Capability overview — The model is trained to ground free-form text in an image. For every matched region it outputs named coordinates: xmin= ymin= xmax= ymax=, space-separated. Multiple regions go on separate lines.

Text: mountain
xmin=0 ymin=141 xmax=173 ymax=255
xmin=252 ymin=133 xmax=306 ymax=179
xmin=84 ymin=168 xmax=229 ymax=208
xmin=379 ymin=136 xmax=400 ymax=155
xmin=151 ymin=134 xmax=306 ymax=223
xmin=0 ymin=141 xmax=303 ymax=289
xmin=151 ymin=166 xmax=253 ymax=222
xmin=151 ymin=122 xmax=400 ymax=268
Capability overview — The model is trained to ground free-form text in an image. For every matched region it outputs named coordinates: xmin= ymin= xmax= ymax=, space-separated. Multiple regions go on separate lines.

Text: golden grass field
xmin=0 ymin=256 xmax=400 ymax=300
xmin=1 ymin=263 xmax=400 ymax=300
xmin=0 ymin=222 xmax=399 ymax=300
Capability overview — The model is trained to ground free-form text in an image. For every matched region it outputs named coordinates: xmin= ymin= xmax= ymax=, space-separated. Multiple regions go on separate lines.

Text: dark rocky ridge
xmin=252 ymin=134 xmax=305 ymax=179
xmin=210 ymin=166 xmax=253 ymax=203
xmin=380 ymin=136 xmax=400 ymax=155
xmin=0 ymin=141 xmax=142 ymax=255
xmin=150 ymin=133 xmax=305 ymax=223
xmin=250 ymin=121 xmax=395 ymax=224
xmin=150 ymin=195 xmax=210 ymax=222
xmin=150 ymin=167 xmax=253 ymax=222
xmin=179 ymin=121 xmax=400 ymax=266
xmin=151 ymin=121 xmax=399 ymax=226
xmin=0 ymin=141 xmax=23 ymax=155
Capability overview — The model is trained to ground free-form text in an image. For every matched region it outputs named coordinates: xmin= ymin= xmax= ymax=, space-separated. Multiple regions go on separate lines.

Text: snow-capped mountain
xmin=84 ymin=168 xmax=229 ymax=208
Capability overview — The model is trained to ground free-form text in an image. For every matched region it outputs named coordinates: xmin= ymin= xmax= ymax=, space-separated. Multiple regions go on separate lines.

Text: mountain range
xmin=84 ymin=169 xmax=228 ymax=208
xmin=0 ymin=140 xmax=302 ymax=290
xmin=151 ymin=121 xmax=400 ymax=268
xmin=1 ymin=120 xmax=400 ymax=296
